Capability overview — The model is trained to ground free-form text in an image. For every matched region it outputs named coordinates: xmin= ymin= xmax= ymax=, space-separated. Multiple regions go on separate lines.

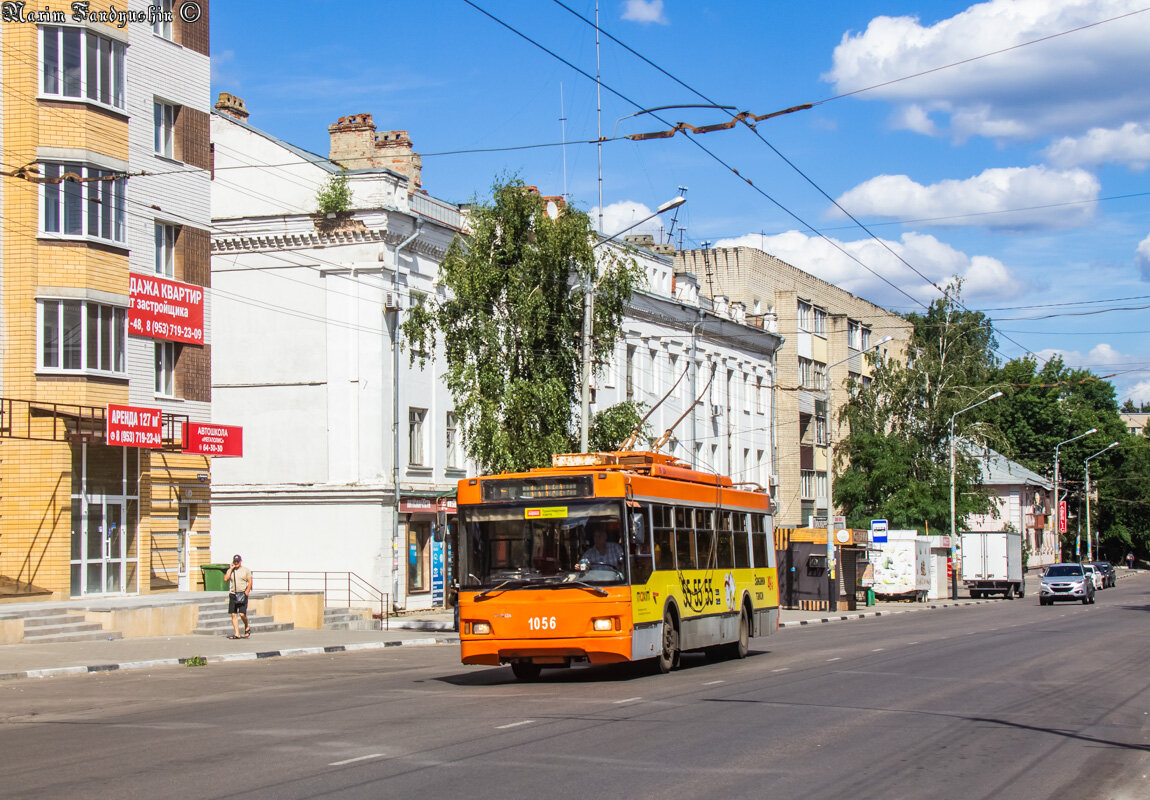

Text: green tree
xmin=587 ymin=401 xmax=649 ymax=452
xmin=835 ymin=282 xmax=999 ymax=531
xmin=316 ymin=171 xmax=351 ymax=214
xmin=403 ymin=177 xmax=641 ymax=473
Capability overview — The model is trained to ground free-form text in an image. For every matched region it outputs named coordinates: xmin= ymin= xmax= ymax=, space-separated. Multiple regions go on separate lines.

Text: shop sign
xmin=128 ymin=274 xmax=205 ymax=345
xmin=106 ymin=404 xmax=162 ymax=448
xmin=183 ymin=423 xmax=243 ymax=457
xmin=400 ymin=497 xmax=434 ymax=514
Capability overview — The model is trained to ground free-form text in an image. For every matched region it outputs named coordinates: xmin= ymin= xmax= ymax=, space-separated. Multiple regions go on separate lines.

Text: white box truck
xmin=960 ymin=531 xmax=1024 ymax=599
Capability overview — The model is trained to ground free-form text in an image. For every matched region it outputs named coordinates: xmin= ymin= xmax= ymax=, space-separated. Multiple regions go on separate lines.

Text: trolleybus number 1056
xmin=528 ymin=616 xmax=557 ymax=631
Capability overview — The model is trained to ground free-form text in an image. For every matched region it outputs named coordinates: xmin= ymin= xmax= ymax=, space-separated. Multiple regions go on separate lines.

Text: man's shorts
xmin=229 ymin=592 xmax=249 ymax=614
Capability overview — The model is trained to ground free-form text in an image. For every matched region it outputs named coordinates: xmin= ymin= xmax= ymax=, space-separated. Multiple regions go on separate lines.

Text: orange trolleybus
xmin=456 ymin=450 xmax=779 ymax=680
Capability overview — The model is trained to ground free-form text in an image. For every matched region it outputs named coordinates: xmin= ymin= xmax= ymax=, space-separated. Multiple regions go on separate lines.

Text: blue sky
xmin=212 ymin=0 xmax=1150 ymax=404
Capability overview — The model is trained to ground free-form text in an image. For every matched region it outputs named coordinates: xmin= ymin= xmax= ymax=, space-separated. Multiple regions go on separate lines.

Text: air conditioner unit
xmin=383 ymin=291 xmax=401 ymax=310
xmin=710 ymin=404 xmax=723 ymax=418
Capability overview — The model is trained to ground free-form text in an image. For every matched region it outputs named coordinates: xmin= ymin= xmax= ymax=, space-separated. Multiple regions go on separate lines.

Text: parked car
xmin=1083 ymin=563 xmax=1103 ymax=591
xmin=1039 ymin=563 xmax=1095 ymax=605
xmin=1093 ymin=561 xmax=1116 ymax=588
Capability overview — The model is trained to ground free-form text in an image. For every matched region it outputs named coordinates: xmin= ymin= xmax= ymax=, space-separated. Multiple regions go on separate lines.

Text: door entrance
xmin=70 ymin=443 xmax=140 ymax=597
xmin=177 ymin=503 xmax=192 ymax=590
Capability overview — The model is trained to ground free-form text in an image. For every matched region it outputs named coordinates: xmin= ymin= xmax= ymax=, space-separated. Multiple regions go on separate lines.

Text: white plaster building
xmin=962 ymin=447 xmax=1055 ymax=571
xmin=209 ymin=100 xmax=464 ymax=611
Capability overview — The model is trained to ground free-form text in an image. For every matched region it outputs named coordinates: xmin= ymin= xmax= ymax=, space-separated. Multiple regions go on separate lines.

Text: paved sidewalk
xmin=0 ymin=569 xmax=1139 ymax=682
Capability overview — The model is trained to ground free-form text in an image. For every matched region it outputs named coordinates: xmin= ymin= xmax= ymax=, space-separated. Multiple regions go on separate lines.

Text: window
xmin=816 ymin=471 xmax=828 ymax=502
xmin=813 ymin=306 xmax=827 ymax=336
xmin=861 ymin=326 xmax=872 ymax=351
xmin=797 ymin=300 xmax=812 ymax=332
xmin=409 ymin=408 xmax=426 ymax=466
xmin=446 ymin=412 xmax=461 ymax=470
xmin=801 ymin=470 xmax=816 ymax=500
xmin=813 ymin=361 xmax=827 ymax=392
xmin=41 ymin=26 xmax=124 ymax=109
xmin=799 ymin=357 xmax=814 ymax=389
xmin=42 ymin=163 xmax=126 ymax=244
xmin=625 ymin=344 xmax=636 ymax=401
xmin=154 ymin=102 xmax=177 ymax=159
xmin=155 ymin=223 xmax=177 ymax=276
xmin=40 ymin=300 xmax=125 ymax=374
xmin=755 ymin=375 xmax=764 ymax=413
xmin=848 ymin=320 xmax=860 ymax=350
xmin=155 ymin=342 xmax=176 ymax=396
xmin=815 ymin=414 xmax=827 ymax=446
xmin=153 ymin=0 xmax=173 ymax=39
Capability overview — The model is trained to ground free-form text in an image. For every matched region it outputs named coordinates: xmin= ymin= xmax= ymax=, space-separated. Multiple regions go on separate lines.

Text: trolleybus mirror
xmin=630 ymin=513 xmax=646 ymax=546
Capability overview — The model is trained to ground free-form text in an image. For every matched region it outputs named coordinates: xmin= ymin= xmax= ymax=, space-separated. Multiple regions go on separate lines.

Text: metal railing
xmin=252 ymin=571 xmax=389 ymax=628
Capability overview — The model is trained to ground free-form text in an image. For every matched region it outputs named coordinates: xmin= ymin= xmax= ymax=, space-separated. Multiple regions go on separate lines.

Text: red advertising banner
xmin=106 ymin=404 xmax=163 ymax=448
xmin=183 ymin=423 xmax=243 ymax=457
xmin=128 ymin=274 xmax=204 ymax=345
xmin=1059 ymin=500 xmax=1068 ymax=534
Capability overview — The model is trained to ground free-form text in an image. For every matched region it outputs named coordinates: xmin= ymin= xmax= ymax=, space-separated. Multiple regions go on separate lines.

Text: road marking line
xmin=329 ymin=754 xmax=384 ymax=766
xmin=871 ymin=648 xmax=884 ymax=652
xmin=703 ymin=680 xmax=725 ymax=685
xmin=614 ymin=697 xmax=642 ymax=705
xmin=495 ymin=720 xmax=535 ymax=729
xmin=907 ymin=641 xmax=919 ymax=645
xmin=826 ymin=657 xmax=841 ymax=662
xmin=771 ymin=667 xmax=789 ymax=672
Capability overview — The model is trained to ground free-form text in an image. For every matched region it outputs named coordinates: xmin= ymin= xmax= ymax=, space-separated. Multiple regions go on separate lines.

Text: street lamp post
xmin=949 ymin=391 xmax=1004 ymax=599
xmin=579 ymin=196 xmax=686 ymax=452
xmin=1054 ymin=429 xmax=1097 ymax=560
xmin=824 ymin=335 xmax=892 ymax=610
xmin=1084 ymin=441 xmax=1118 ymax=562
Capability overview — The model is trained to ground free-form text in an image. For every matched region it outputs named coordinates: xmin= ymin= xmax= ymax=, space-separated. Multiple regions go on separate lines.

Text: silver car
xmin=1039 ymin=563 xmax=1095 ymax=605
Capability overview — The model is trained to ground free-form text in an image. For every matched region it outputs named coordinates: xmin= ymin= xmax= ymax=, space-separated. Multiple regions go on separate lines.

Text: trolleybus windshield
xmin=459 ymin=500 xmax=628 ymax=589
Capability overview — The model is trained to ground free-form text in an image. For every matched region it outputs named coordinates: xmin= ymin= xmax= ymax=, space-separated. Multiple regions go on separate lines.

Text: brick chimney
xmin=214 ymin=92 xmax=249 ymax=122
xmin=328 ymin=114 xmax=422 ymax=189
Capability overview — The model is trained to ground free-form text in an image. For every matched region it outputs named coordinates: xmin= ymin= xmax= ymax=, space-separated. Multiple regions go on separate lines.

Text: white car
xmin=1083 ymin=563 xmax=1104 ymax=591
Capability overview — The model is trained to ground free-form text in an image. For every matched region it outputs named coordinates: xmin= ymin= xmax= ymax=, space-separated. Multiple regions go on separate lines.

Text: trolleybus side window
xmin=716 ymin=512 xmax=734 ymax=570
xmin=675 ymin=523 xmax=697 ymax=570
xmin=652 ymin=504 xmax=675 ymax=571
xmin=732 ymin=511 xmax=750 ymax=569
xmin=750 ymin=513 xmax=770 ymax=568
xmin=697 ymin=508 xmax=717 ymax=570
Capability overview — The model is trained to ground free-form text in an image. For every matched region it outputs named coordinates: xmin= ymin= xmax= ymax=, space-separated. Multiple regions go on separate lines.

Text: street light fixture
xmin=1053 ymin=428 xmax=1097 ymax=560
xmin=949 ymin=390 xmax=1004 ymax=599
xmin=1084 ymin=441 xmax=1118 ymax=562
xmin=579 ymin=196 xmax=686 ymax=452
xmin=824 ymin=334 xmax=892 ymax=611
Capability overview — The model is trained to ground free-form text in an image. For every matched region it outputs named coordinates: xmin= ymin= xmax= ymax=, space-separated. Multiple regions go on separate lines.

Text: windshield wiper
xmin=474 ymin=577 xmax=609 ymax=599
xmin=561 ymin=580 xmax=609 ymax=597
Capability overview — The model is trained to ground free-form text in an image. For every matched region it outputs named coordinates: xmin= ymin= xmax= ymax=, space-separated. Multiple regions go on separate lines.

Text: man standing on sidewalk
xmin=224 ymin=555 xmax=253 ymax=639
xmin=1128 ymin=552 xmax=1136 ymax=571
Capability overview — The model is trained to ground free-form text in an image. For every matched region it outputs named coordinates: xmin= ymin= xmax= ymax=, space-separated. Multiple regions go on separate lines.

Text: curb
xmin=778 ymin=598 xmax=1002 ymax=629
xmin=0 ymin=636 xmax=460 ymax=683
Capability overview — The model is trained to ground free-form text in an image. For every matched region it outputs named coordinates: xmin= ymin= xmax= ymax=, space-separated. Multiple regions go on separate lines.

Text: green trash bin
xmin=201 ymin=563 xmax=230 ymax=592
xmin=866 ymin=588 xmax=876 ymax=607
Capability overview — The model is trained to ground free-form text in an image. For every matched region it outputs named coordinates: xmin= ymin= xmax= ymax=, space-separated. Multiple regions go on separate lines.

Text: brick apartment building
xmin=676 ymin=246 xmax=912 ymax=529
xmin=0 ymin=1 xmax=216 ymax=601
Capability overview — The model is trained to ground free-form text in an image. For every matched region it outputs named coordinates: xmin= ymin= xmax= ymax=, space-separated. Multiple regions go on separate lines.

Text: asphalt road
xmin=2 ymin=580 xmax=1148 ymax=800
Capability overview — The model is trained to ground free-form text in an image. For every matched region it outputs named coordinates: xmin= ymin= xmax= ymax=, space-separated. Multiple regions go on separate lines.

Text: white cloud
xmin=592 ymin=200 xmax=671 ymax=240
xmin=1036 ymin=343 xmax=1150 ymax=402
xmin=892 ymin=104 xmax=939 ymax=136
xmin=1045 ymin=121 xmax=1150 ymax=170
xmin=1136 ymin=234 xmax=1150 ymax=280
xmin=621 ymin=0 xmax=668 ymax=25
xmin=711 ymin=230 xmax=1024 ymax=309
xmin=824 ymin=1 xmax=1150 ymax=142
xmin=1126 ymin=379 xmax=1150 ymax=405
xmin=834 ymin=166 xmax=1100 ymax=230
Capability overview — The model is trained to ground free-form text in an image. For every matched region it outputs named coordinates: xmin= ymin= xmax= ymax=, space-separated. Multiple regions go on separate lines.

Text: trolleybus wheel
xmin=511 ymin=661 xmax=542 ymax=682
xmin=727 ymin=606 xmax=750 ymax=659
xmin=656 ymin=609 xmax=679 ymax=674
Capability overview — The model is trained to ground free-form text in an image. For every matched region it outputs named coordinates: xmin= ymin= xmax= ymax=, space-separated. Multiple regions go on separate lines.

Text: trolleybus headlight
xmin=471 ymin=621 xmax=492 ymax=635
xmin=592 ymin=617 xmax=618 ymax=632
